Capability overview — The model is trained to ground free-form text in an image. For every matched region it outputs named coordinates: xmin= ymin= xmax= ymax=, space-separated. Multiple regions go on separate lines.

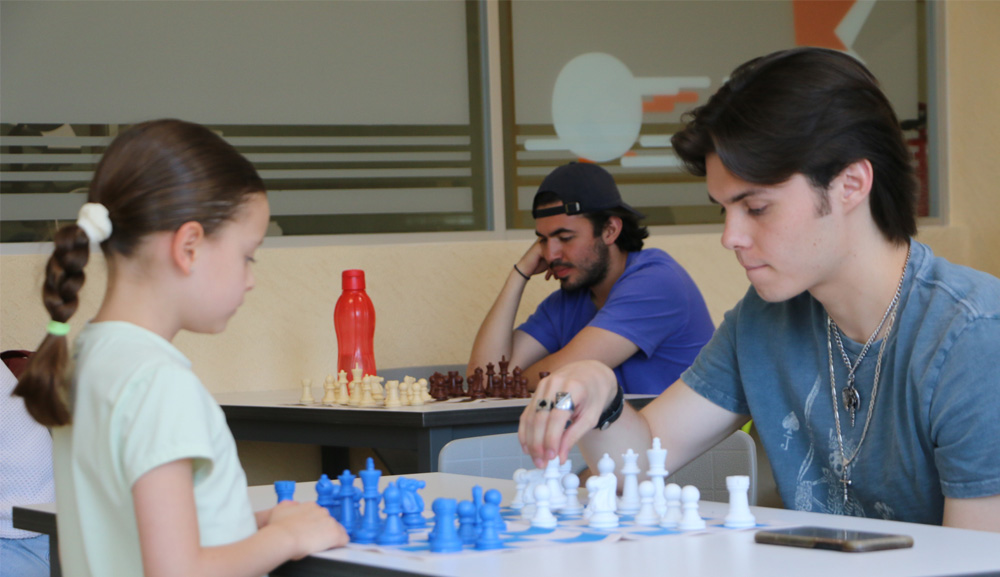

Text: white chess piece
xmin=646 ymin=437 xmax=668 ymax=517
xmin=336 ymin=371 xmax=350 ymax=405
xmin=409 ymin=379 xmax=424 ymax=406
xmin=511 ymin=468 xmax=528 ymax=509
xmin=659 ymin=483 xmax=683 ymax=528
xmin=586 ymin=453 xmax=619 ymax=528
xmin=530 ymin=484 xmax=558 ymax=528
xmin=724 ymin=475 xmax=756 ymax=528
xmin=359 ymin=379 xmax=376 ymax=407
xmin=520 ymin=468 xmax=543 ymax=520
xmin=322 ymin=374 xmax=337 ymax=404
xmin=617 ymin=449 xmax=640 ymax=515
xmin=370 ymin=376 xmax=385 ymax=402
xmin=299 ymin=378 xmax=315 ymax=404
xmin=677 ymin=485 xmax=706 ymax=531
xmin=348 ymin=373 xmax=362 ymax=406
xmin=560 ymin=473 xmax=584 ymax=517
xmin=418 ymin=378 xmax=432 ymax=402
xmin=384 ymin=380 xmax=402 ymax=408
xmin=544 ymin=458 xmax=568 ymax=510
xmin=633 ymin=480 xmax=660 ymax=526
xmin=398 ymin=381 xmax=411 ymax=406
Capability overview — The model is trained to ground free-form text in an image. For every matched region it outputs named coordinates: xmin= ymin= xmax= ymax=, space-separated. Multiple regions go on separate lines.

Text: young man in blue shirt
xmin=520 ymin=48 xmax=1000 ymax=531
xmin=468 ymin=162 xmax=714 ymax=394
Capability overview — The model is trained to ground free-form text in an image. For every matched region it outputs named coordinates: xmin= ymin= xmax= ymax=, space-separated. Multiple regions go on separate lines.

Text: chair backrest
xmin=437 ymin=429 xmax=757 ymax=505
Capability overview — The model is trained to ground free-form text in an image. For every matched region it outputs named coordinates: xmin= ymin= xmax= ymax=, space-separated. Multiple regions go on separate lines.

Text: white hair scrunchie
xmin=76 ymin=202 xmax=113 ymax=244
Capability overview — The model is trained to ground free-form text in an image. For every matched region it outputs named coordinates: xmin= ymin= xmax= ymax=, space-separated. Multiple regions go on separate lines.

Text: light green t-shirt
xmin=53 ymin=321 xmax=257 ymax=577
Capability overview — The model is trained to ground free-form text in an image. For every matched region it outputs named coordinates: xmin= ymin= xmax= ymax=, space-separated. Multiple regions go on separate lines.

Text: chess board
xmin=347 ymin=507 xmax=785 ymax=559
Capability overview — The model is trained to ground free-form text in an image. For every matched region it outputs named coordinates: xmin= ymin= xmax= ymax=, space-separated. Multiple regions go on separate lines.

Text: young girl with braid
xmin=13 ymin=119 xmax=348 ymax=577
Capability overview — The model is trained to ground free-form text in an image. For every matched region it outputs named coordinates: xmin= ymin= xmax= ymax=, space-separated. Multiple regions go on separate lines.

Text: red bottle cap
xmin=342 ymin=269 xmax=366 ymax=290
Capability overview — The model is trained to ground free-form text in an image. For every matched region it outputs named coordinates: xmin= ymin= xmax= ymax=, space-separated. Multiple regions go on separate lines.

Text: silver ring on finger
xmin=552 ymin=391 xmax=574 ymax=412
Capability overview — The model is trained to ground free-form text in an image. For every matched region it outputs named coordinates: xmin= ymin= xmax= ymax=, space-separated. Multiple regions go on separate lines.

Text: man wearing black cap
xmin=467 ymin=162 xmax=714 ymax=393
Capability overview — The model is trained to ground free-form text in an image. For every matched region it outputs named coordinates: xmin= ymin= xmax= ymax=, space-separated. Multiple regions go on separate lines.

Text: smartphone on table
xmin=754 ymin=526 xmax=914 ymax=553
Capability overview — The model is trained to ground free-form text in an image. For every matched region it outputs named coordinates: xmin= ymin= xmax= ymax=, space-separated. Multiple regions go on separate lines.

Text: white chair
xmin=438 ymin=429 xmax=757 ymax=505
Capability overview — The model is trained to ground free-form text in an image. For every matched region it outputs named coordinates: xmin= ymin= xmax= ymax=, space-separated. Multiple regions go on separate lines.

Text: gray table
xmin=216 ymin=390 xmax=654 ymax=475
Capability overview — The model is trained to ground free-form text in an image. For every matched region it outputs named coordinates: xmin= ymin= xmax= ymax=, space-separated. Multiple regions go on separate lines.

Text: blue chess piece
xmin=376 ymin=482 xmax=409 ymax=546
xmin=315 ymin=475 xmax=336 ymax=518
xmin=398 ymin=477 xmax=428 ymax=530
xmin=457 ymin=500 xmax=478 ymax=545
xmin=471 ymin=485 xmax=484 ymax=534
xmin=429 ymin=498 xmax=463 ymax=553
xmin=474 ymin=503 xmax=503 ymax=550
xmin=353 ymin=458 xmax=383 ymax=544
xmin=275 ymin=480 xmax=295 ymax=503
xmin=484 ymin=488 xmax=507 ymax=531
xmin=337 ymin=469 xmax=358 ymax=536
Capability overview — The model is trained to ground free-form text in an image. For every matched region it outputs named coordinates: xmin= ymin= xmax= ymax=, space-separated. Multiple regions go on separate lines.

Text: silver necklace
xmin=831 ymin=246 xmax=911 ymax=426
xmin=825 ymin=244 xmax=910 ymax=505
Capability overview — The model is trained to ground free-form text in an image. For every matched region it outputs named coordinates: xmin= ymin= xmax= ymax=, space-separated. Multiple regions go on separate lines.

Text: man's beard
xmin=558 ymin=239 xmax=610 ymax=292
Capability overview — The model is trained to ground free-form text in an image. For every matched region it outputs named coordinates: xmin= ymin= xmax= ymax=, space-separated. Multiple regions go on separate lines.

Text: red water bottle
xmin=334 ymin=269 xmax=377 ymax=377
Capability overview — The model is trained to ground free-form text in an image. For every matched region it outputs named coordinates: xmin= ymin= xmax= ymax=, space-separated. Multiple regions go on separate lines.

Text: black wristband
xmin=513 ymin=264 xmax=530 ymax=281
xmin=594 ymin=383 xmax=625 ymax=430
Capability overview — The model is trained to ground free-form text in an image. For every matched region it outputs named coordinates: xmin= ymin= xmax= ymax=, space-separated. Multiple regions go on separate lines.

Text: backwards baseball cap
xmin=531 ymin=162 xmax=643 ymax=219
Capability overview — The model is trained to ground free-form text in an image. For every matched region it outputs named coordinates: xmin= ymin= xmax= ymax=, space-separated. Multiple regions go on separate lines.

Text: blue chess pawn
xmin=376 ymin=482 xmax=409 ymax=546
xmin=457 ymin=500 xmax=478 ymax=545
xmin=474 ymin=503 xmax=503 ymax=550
xmin=274 ymin=480 xmax=295 ymax=503
xmin=484 ymin=488 xmax=507 ymax=532
xmin=429 ymin=498 xmax=463 ymax=553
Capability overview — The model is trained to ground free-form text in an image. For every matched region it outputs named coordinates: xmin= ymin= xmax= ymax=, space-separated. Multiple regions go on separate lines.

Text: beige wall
xmin=2 ymin=2 xmax=998 ymax=484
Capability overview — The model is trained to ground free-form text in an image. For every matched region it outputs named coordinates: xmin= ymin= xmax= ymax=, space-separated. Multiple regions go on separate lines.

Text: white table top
xmin=18 ymin=473 xmax=1000 ymax=577
xmin=258 ymin=473 xmax=1000 ymax=577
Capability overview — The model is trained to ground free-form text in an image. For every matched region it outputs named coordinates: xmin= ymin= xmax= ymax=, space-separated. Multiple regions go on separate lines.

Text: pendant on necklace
xmin=840 ymin=472 xmax=852 ymax=504
xmin=842 ymin=381 xmax=860 ymax=427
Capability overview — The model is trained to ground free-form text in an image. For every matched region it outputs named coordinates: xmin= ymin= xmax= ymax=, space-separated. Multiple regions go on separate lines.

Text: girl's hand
xmin=266 ymin=501 xmax=349 ymax=559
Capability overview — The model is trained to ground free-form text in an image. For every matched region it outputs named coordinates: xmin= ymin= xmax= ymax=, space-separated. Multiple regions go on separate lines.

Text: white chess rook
xmin=724 ymin=475 xmax=756 ymax=528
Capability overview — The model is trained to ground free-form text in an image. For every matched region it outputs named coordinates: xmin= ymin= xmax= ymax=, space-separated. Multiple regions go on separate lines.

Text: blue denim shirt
xmin=683 ymin=240 xmax=1000 ymax=524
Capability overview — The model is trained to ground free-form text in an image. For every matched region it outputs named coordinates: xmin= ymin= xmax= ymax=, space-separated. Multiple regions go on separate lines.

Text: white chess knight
xmin=724 ymin=475 xmax=756 ymax=528
xmin=659 ymin=483 xmax=683 ymax=528
xmin=586 ymin=453 xmax=619 ymax=528
xmin=646 ymin=437 xmax=669 ymax=516
xmin=677 ymin=485 xmax=706 ymax=531
xmin=617 ymin=449 xmax=641 ymax=515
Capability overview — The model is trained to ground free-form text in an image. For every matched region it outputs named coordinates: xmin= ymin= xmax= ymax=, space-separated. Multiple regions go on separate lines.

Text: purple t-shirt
xmin=517 ymin=249 xmax=714 ymax=394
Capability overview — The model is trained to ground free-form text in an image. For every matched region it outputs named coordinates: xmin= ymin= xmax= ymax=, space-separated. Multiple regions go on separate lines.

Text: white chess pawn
xmin=530 ymin=484 xmax=558 ymax=528
xmin=659 ymin=483 xmax=683 ymax=528
xmin=384 ymin=380 xmax=402 ymax=408
xmin=647 ymin=437 xmax=668 ymax=517
xmin=299 ymin=378 xmax=315 ymax=404
xmin=677 ymin=485 xmax=706 ymax=531
xmin=520 ymin=468 xmax=542 ymax=520
xmin=418 ymin=378 xmax=432 ymax=402
xmin=336 ymin=371 xmax=350 ymax=405
xmin=633 ymin=480 xmax=660 ymax=526
xmin=587 ymin=453 xmax=619 ymax=528
xmin=544 ymin=457 xmax=568 ymax=510
xmin=617 ymin=449 xmax=641 ymax=515
xmin=398 ymin=381 xmax=411 ymax=406
xmin=724 ymin=475 xmax=756 ymax=528
xmin=511 ymin=468 xmax=528 ymax=509
xmin=409 ymin=379 xmax=424 ymax=406
xmin=560 ymin=472 xmax=584 ymax=517
xmin=321 ymin=375 xmax=337 ymax=404
xmin=359 ymin=380 xmax=376 ymax=407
